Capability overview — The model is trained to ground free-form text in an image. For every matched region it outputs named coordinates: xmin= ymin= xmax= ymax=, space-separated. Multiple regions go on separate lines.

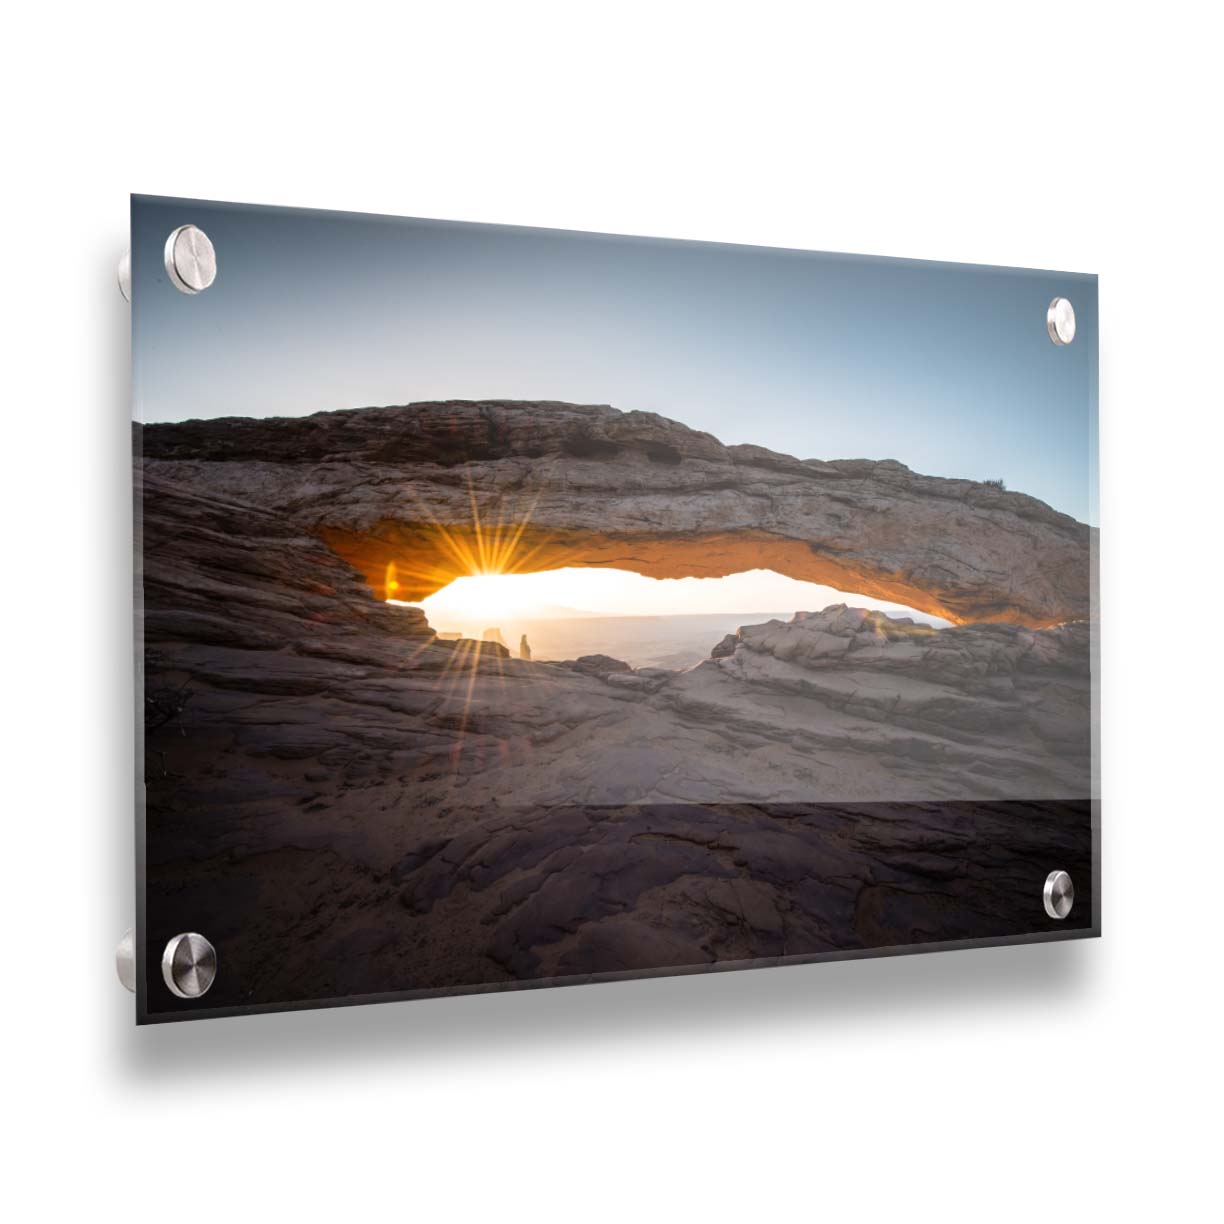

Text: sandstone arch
xmin=139 ymin=400 xmax=1093 ymax=628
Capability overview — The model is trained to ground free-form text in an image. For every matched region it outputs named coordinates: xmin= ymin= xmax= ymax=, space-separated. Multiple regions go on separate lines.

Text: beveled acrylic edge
xmin=131 ymin=192 xmax=1101 ymax=282
xmin=137 ymin=914 xmax=1101 ymax=1025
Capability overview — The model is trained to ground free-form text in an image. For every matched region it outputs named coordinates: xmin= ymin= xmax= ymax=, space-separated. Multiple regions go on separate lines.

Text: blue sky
xmin=132 ymin=195 xmax=1097 ymax=525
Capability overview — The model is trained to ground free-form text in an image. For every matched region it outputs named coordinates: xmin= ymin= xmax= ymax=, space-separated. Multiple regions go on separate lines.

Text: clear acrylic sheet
xmin=132 ymin=196 xmax=1099 ymax=1021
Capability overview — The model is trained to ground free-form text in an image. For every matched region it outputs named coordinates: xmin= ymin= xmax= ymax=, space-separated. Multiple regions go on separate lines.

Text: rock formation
xmin=137 ymin=400 xmax=1093 ymax=628
xmin=557 ymin=653 xmax=634 ymax=678
xmin=136 ymin=402 xmax=1096 ymax=1012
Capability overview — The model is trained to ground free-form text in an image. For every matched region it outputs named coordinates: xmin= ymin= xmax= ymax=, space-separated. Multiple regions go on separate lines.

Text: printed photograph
xmin=133 ymin=197 xmax=1098 ymax=1016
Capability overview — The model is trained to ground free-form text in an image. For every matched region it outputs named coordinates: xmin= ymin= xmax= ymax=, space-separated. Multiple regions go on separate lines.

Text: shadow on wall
xmin=113 ymin=937 xmax=1095 ymax=1081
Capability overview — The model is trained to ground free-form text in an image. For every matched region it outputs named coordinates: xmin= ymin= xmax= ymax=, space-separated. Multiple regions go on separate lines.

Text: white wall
xmin=4 ymin=3 xmax=1218 ymax=1218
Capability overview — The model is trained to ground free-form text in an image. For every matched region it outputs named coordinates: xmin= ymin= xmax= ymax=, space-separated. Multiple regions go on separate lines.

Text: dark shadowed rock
xmin=558 ymin=654 xmax=634 ymax=677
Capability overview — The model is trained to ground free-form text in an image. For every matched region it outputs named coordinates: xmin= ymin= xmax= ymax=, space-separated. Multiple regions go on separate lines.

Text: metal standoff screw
xmin=116 ymin=928 xmax=136 ymax=993
xmin=117 ymin=249 xmax=131 ymax=302
xmin=161 ymin=932 xmax=218 ymax=999
xmin=1046 ymin=297 xmax=1076 ymax=346
xmin=1043 ymin=870 xmax=1075 ymax=920
xmin=163 ymin=224 xmax=217 ymax=295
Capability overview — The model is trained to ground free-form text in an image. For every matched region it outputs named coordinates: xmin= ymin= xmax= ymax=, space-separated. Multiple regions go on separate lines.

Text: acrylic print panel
xmin=132 ymin=196 xmax=1099 ymax=1022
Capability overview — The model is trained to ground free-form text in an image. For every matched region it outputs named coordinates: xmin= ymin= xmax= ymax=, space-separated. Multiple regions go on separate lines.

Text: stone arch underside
xmin=138 ymin=399 xmax=1094 ymax=629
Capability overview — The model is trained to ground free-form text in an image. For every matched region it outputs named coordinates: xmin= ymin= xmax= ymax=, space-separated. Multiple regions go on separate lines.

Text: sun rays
xmin=378 ymin=470 xmax=560 ymax=782
xmin=379 ymin=470 xmax=553 ymax=603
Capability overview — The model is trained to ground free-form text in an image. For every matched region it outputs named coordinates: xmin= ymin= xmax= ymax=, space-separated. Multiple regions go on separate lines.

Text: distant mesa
xmin=559 ymin=654 xmax=634 ymax=678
